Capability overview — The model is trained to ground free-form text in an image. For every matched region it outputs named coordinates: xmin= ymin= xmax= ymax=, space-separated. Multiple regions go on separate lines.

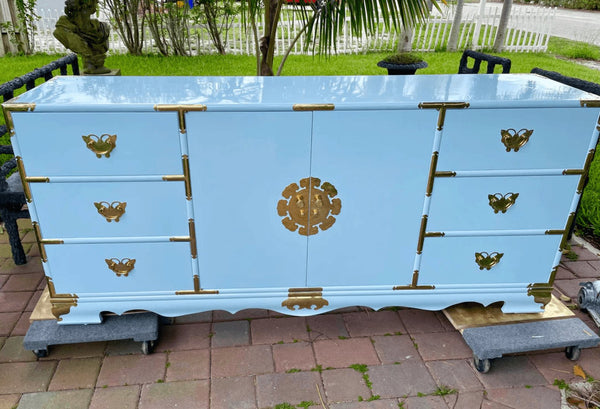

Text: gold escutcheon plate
xmin=277 ymin=177 xmax=341 ymax=236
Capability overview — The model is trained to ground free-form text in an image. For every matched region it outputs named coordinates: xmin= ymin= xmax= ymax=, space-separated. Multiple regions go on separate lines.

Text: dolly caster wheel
xmin=565 ymin=346 xmax=581 ymax=361
xmin=473 ymin=356 xmax=491 ymax=373
xmin=141 ymin=340 xmax=155 ymax=355
xmin=33 ymin=349 xmax=48 ymax=358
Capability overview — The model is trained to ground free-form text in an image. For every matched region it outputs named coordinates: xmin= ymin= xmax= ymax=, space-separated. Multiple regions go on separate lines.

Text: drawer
xmin=437 ymin=108 xmax=597 ymax=171
xmin=45 ymin=241 xmax=193 ymax=294
xmin=31 ymin=181 xmax=189 ymax=238
xmin=419 ymin=235 xmax=561 ymax=285
xmin=12 ymin=112 xmax=182 ymax=176
xmin=427 ymin=175 xmax=579 ymax=231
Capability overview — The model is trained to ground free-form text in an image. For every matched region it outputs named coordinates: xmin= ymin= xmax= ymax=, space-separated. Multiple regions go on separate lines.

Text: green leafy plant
xmin=433 ymin=385 xmax=457 ymax=396
xmin=380 ymin=52 xmax=425 ymax=65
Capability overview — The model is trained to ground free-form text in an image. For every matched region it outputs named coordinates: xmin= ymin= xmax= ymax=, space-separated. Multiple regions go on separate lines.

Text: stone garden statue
xmin=53 ymin=0 xmax=111 ymax=74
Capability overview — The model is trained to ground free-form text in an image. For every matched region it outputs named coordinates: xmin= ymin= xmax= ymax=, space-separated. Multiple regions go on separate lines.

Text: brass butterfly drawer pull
xmin=475 ymin=252 xmax=503 ymax=270
xmin=82 ymin=134 xmax=117 ymax=158
xmin=488 ymin=193 xmax=519 ymax=214
xmin=94 ymin=201 xmax=127 ymax=222
xmin=105 ymin=258 xmax=136 ymax=277
xmin=500 ymin=128 xmax=533 ymax=152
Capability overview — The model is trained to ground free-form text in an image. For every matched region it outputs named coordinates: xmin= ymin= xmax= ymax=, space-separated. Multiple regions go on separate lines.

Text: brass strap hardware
xmin=105 ymin=258 xmax=136 ymax=277
xmin=82 ymin=134 xmax=117 ymax=158
xmin=282 ymin=288 xmax=329 ymax=311
xmin=488 ymin=192 xmax=519 ymax=214
xmin=154 ymin=104 xmax=208 ymax=134
xmin=545 ymin=229 xmax=566 ymax=235
xmin=416 ymin=215 xmax=428 ymax=254
xmin=182 ymin=155 xmax=192 ymax=200
xmin=94 ymin=201 xmax=126 ymax=222
xmin=162 ymin=175 xmax=185 ymax=181
xmin=393 ymin=271 xmax=436 ymax=290
xmin=189 ymin=219 xmax=197 ymax=258
xmin=581 ymin=100 xmax=600 ymax=108
xmin=277 ymin=177 xmax=341 ymax=236
xmin=475 ymin=251 xmax=504 ymax=270
xmin=176 ymin=275 xmax=219 ymax=295
xmin=425 ymin=152 xmax=439 ymax=197
xmin=435 ymin=171 xmax=456 ymax=177
xmin=26 ymin=177 xmax=50 ymax=183
xmin=292 ymin=104 xmax=335 ymax=111
xmin=418 ymin=102 xmax=470 ymax=109
xmin=15 ymin=157 xmax=32 ymax=202
xmin=501 ymin=128 xmax=533 ymax=152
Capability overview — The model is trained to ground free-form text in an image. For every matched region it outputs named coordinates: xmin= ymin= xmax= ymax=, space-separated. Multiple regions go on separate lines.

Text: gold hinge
xmin=15 ymin=157 xmax=32 ymax=202
xmin=176 ymin=275 xmax=219 ymax=295
xmin=154 ymin=104 xmax=208 ymax=134
xmin=282 ymin=287 xmax=329 ymax=311
xmin=581 ymin=100 xmax=600 ymax=108
xmin=292 ymin=104 xmax=335 ymax=111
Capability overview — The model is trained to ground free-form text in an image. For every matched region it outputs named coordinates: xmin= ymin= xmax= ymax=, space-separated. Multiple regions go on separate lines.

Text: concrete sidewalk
xmin=1 ymin=219 xmax=600 ymax=409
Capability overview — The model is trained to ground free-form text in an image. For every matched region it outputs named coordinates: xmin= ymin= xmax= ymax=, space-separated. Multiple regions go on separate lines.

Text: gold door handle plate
xmin=501 ymin=128 xmax=533 ymax=152
xmin=475 ymin=252 xmax=504 ymax=270
xmin=82 ymin=134 xmax=117 ymax=158
xmin=105 ymin=258 xmax=136 ymax=276
xmin=94 ymin=201 xmax=127 ymax=222
xmin=488 ymin=193 xmax=519 ymax=214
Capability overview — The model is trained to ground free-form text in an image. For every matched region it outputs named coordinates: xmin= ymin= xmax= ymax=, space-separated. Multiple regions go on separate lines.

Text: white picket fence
xmin=29 ymin=3 xmax=555 ymax=56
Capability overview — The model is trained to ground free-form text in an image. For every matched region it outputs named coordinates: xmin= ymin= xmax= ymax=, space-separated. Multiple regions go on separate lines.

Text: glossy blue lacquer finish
xmin=4 ymin=74 xmax=599 ymax=323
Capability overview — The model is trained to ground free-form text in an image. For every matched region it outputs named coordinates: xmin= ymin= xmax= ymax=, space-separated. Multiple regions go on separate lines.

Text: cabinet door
xmin=186 ymin=111 xmax=312 ymax=289
xmin=307 ymin=110 xmax=438 ymax=287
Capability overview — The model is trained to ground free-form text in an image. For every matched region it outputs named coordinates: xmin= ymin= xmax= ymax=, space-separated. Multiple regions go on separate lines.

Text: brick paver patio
xmin=1 ymin=219 xmax=600 ymax=408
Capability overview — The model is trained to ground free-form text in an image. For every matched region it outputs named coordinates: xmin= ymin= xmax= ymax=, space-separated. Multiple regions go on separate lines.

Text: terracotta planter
xmin=377 ymin=60 xmax=428 ymax=75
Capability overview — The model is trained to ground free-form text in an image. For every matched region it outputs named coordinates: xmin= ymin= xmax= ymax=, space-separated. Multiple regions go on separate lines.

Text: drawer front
xmin=31 ymin=181 xmax=189 ymax=238
xmin=428 ymin=175 xmax=579 ymax=231
xmin=45 ymin=242 xmax=193 ymax=294
xmin=419 ymin=235 xmax=560 ymax=285
xmin=437 ymin=108 xmax=596 ymax=171
xmin=12 ymin=112 xmax=182 ymax=176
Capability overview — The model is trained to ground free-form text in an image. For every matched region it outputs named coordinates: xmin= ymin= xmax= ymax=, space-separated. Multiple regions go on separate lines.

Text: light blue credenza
xmin=3 ymin=74 xmax=599 ymax=324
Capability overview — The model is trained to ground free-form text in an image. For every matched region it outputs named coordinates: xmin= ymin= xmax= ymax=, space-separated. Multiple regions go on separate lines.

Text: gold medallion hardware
xmin=488 ymin=193 xmax=519 ymax=214
xmin=82 ymin=134 xmax=117 ymax=158
xmin=500 ymin=128 xmax=533 ymax=152
xmin=277 ymin=177 xmax=341 ymax=236
xmin=94 ymin=201 xmax=127 ymax=222
xmin=282 ymin=288 xmax=329 ymax=311
xmin=475 ymin=252 xmax=504 ymax=270
xmin=105 ymin=258 xmax=136 ymax=277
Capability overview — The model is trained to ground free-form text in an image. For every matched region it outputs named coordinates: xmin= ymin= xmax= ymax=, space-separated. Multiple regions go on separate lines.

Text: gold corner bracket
xmin=282 ymin=288 xmax=329 ymax=311
xmin=46 ymin=277 xmax=78 ymax=321
xmin=2 ymin=103 xmax=36 ymax=136
xmin=527 ymin=282 xmax=553 ymax=307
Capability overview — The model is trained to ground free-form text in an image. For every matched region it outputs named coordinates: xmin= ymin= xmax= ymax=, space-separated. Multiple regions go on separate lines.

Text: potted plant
xmin=377 ymin=52 xmax=428 ymax=75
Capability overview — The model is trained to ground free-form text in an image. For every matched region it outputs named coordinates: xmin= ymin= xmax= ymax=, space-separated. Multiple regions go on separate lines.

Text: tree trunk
xmin=493 ymin=0 xmax=512 ymax=52
xmin=397 ymin=25 xmax=414 ymax=53
xmin=447 ymin=0 xmax=464 ymax=52
xmin=259 ymin=0 xmax=280 ymax=76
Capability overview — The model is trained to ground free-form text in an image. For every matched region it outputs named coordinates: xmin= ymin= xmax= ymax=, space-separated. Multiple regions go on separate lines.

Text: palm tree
xmin=447 ymin=0 xmax=465 ymax=52
xmin=240 ymin=0 xmax=441 ymax=76
xmin=493 ymin=0 xmax=512 ymax=52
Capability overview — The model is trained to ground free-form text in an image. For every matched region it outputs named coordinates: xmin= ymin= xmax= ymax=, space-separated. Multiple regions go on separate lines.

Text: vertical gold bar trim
xmin=188 ymin=219 xmax=197 ymax=259
xmin=437 ymin=107 xmax=447 ymax=131
xmin=577 ymin=149 xmax=596 ymax=194
xmin=32 ymin=221 xmax=48 ymax=262
xmin=182 ymin=155 xmax=192 ymax=200
xmin=411 ymin=271 xmax=419 ymax=287
xmin=15 ymin=157 xmax=32 ymax=202
xmin=425 ymin=152 xmax=439 ymax=197
xmin=2 ymin=109 xmax=15 ymax=136
xmin=193 ymin=274 xmax=200 ymax=292
xmin=416 ymin=215 xmax=428 ymax=254
xmin=178 ymin=110 xmax=186 ymax=134
xmin=560 ymin=212 xmax=576 ymax=251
